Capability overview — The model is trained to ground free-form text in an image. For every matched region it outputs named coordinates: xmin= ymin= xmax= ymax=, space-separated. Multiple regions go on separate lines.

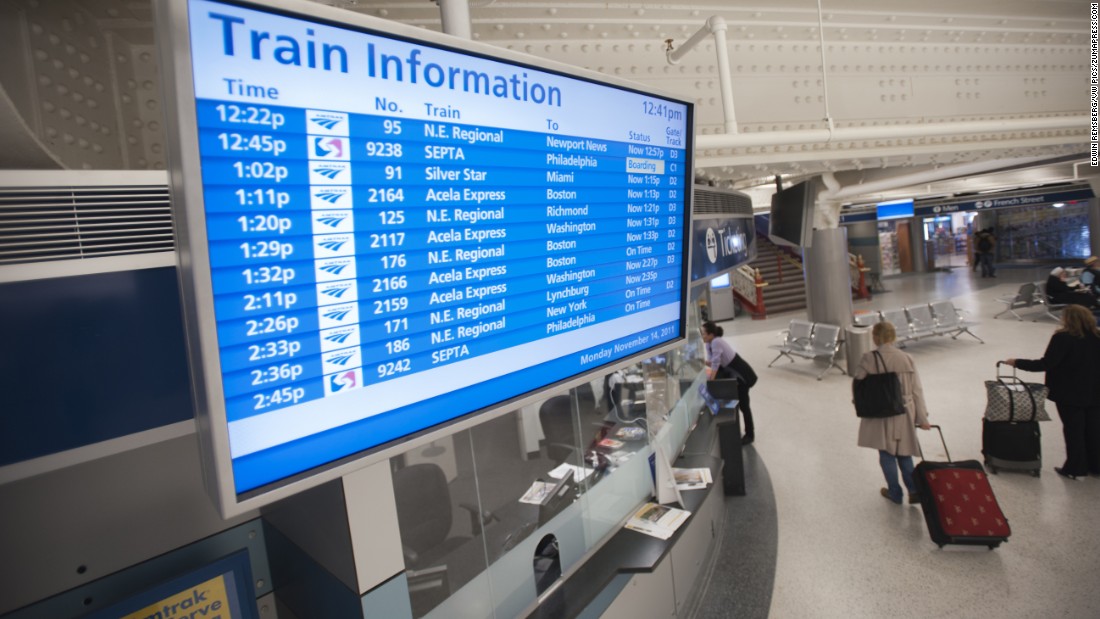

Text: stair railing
xmin=731 ymin=265 xmax=768 ymax=319
xmin=849 ymin=253 xmax=872 ymax=300
xmin=774 ymin=250 xmax=803 ymax=284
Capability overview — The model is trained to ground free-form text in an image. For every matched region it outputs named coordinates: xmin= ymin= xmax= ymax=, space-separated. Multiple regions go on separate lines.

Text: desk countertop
xmin=527 ymin=411 xmax=723 ymax=619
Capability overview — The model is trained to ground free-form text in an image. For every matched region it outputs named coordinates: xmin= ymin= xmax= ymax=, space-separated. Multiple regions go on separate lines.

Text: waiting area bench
xmin=855 ymin=300 xmax=984 ymax=345
xmin=767 ymin=319 xmax=846 ymax=380
xmin=995 ymin=281 xmax=1065 ymax=322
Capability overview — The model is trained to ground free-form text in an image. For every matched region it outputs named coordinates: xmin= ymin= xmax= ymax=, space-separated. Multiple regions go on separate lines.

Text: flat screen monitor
xmin=156 ymin=0 xmax=694 ymax=515
xmin=708 ymin=272 xmax=731 ymax=289
xmin=876 ymin=198 xmax=914 ymax=220
xmin=768 ymin=180 xmax=815 ymax=248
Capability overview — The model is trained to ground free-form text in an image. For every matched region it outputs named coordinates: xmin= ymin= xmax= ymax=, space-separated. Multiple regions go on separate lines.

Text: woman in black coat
xmin=1004 ymin=305 xmax=1100 ymax=479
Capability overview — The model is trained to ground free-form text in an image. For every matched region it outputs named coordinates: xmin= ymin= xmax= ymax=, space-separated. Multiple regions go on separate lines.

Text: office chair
xmin=393 ymin=463 xmax=495 ymax=615
xmin=539 ymin=395 xmax=579 ymax=465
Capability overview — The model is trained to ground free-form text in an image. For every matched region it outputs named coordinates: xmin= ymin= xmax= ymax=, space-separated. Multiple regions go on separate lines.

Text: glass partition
xmin=391 ymin=304 xmax=709 ymax=617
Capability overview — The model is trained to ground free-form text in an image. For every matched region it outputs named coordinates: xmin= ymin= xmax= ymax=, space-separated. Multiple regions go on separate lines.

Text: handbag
xmin=984 ymin=366 xmax=1050 ymax=422
xmin=853 ymin=351 xmax=906 ymax=419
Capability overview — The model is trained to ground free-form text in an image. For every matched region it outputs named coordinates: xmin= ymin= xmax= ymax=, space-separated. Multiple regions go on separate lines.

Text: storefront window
xmin=996 ymin=202 xmax=1091 ymax=261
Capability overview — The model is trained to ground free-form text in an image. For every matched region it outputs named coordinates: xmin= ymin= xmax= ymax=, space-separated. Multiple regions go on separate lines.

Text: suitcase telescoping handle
xmin=995 ymin=360 xmax=1024 ymax=383
xmin=920 ymin=424 xmax=952 ymax=462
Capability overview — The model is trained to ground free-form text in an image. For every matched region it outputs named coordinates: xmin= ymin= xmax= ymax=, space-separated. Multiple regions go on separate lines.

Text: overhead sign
xmin=690 ymin=216 xmax=754 ymax=283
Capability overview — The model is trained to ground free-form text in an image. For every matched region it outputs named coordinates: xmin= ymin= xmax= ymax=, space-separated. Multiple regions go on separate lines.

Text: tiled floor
xmin=697 ymin=266 xmax=1100 ymax=618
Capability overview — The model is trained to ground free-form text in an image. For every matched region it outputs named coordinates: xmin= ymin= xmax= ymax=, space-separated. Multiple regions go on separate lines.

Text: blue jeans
xmin=979 ymin=252 xmax=995 ymax=277
xmin=879 ymin=450 xmax=917 ymax=503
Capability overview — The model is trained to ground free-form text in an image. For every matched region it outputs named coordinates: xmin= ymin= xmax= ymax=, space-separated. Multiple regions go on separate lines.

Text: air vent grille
xmin=693 ymin=186 xmax=754 ymax=216
xmin=0 ymin=185 xmax=174 ymax=265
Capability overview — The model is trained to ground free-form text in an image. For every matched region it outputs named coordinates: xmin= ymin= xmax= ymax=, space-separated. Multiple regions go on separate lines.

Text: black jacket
xmin=1015 ymin=331 xmax=1100 ymax=407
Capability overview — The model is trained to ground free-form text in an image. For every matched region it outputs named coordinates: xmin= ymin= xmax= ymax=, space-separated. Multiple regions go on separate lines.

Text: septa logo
xmin=316 ymin=280 xmax=359 ymax=304
xmin=314 ymin=257 xmax=357 ymax=282
xmin=310 ymin=136 xmax=349 ymax=160
xmin=318 ymin=301 xmax=358 ymax=329
xmin=319 ymin=325 xmax=361 ymax=352
xmin=306 ymin=110 xmax=349 ymax=136
xmin=309 ymin=187 xmax=352 ymax=211
xmin=315 ymin=234 xmax=355 ymax=257
xmin=322 ymin=348 xmax=362 ymax=375
xmin=309 ymin=161 xmax=352 ymax=185
xmin=325 ymin=368 xmax=363 ymax=395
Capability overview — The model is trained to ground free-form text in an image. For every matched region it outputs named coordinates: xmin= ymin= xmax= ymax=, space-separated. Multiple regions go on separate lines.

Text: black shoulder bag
xmin=853 ymin=351 xmax=906 ymax=418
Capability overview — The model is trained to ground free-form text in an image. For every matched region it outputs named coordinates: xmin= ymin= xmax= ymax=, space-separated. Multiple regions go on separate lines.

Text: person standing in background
xmin=1003 ymin=305 xmax=1100 ymax=480
xmin=976 ymin=228 xmax=996 ymax=278
xmin=701 ymin=321 xmax=758 ymax=445
xmin=854 ymin=321 xmax=931 ymax=505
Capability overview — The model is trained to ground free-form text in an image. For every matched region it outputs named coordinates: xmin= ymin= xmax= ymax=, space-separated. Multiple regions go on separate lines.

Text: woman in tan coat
xmin=854 ymin=322 xmax=932 ymax=504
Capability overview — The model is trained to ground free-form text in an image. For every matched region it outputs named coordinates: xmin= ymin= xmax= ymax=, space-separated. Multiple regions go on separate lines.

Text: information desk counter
xmin=527 ymin=410 xmax=728 ymax=619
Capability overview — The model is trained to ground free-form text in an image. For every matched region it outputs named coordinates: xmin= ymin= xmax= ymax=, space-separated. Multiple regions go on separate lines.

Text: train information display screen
xmin=158 ymin=0 xmax=693 ymax=513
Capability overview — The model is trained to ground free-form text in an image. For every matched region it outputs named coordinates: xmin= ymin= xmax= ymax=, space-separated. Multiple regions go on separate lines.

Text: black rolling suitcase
xmin=982 ymin=363 xmax=1043 ymax=477
xmin=913 ymin=425 xmax=1011 ymax=549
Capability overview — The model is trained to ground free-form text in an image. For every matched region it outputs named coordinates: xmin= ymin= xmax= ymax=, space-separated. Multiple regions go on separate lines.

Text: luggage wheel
xmin=1031 ymin=470 xmax=1041 ymax=478
xmin=988 ymin=465 xmax=998 ymax=475
xmin=988 ymin=543 xmax=1001 ymax=550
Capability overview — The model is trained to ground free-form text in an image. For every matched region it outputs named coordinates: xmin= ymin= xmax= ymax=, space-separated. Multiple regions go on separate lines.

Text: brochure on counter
xmin=671 ymin=467 xmax=713 ymax=490
xmin=624 ymin=502 xmax=691 ymax=540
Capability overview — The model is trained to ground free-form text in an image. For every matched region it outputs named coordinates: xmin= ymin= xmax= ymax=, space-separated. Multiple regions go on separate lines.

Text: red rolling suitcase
xmin=913 ymin=425 xmax=1011 ymax=549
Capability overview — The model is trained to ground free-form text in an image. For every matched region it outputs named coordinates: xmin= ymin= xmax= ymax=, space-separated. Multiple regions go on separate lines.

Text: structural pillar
xmin=804 ymin=227 xmax=854 ymax=327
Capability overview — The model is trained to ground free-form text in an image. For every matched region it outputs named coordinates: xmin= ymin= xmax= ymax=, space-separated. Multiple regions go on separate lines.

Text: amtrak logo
xmin=310 ymin=136 xmax=348 ymax=160
xmin=318 ymin=301 xmax=358 ymax=329
xmin=318 ymin=239 xmax=349 ymax=252
xmin=310 ymin=186 xmax=352 ymax=210
xmin=325 ymin=331 xmax=354 ymax=344
xmin=320 ymin=325 xmax=361 ymax=352
xmin=306 ymin=110 xmax=349 ymax=136
xmin=317 ymin=281 xmax=357 ymax=302
xmin=311 ymin=210 xmax=354 ymax=234
xmin=322 ymin=348 xmax=362 ymax=375
xmin=326 ymin=352 xmax=356 ymax=366
xmin=314 ymin=257 xmax=357 ymax=282
xmin=315 ymin=234 xmax=355 ymax=257
xmin=324 ymin=309 xmax=352 ymax=321
xmin=317 ymin=215 xmax=348 ymax=227
xmin=705 ymin=228 xmax=718 ymax=263
xmin=309 ymin=162 xmax=352 ymax=185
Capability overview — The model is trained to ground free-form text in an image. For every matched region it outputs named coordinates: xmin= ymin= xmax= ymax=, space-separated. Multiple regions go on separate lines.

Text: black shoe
xmin=1054 ymin=467 xmax=1079 ymax=480
xmin=741 ymin=434 xmax=754 ymax=446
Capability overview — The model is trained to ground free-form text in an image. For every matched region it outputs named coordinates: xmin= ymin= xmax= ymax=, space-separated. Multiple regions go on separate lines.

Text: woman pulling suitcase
xmin=1003 ymin=305 xmax=1100 ymax=479
xmin=853 ymin=321 xmax=932 ymax=504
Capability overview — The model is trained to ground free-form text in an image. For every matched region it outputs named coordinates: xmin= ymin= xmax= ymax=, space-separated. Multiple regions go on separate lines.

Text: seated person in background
xmin=1079 ymin=256 xmax=1100 ymax=297
xmin=1046 ymin=267 xmax=1097 ymax=309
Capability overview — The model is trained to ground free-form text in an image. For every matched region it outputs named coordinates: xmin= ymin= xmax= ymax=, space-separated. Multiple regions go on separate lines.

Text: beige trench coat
xmin=853 ymin=343 xmax=930 ymax=457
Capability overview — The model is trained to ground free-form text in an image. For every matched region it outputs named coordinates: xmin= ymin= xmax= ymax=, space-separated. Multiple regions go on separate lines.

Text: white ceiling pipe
xmin=696 ymin=115 xmax=1088 ymax=150
xmin=437 ymin=0 xmax=472 ymax=39
xmin=667 ymin=16 xmax=737 ymax=134
xmin=823 ymin=154 xmax=1054 ymax=202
